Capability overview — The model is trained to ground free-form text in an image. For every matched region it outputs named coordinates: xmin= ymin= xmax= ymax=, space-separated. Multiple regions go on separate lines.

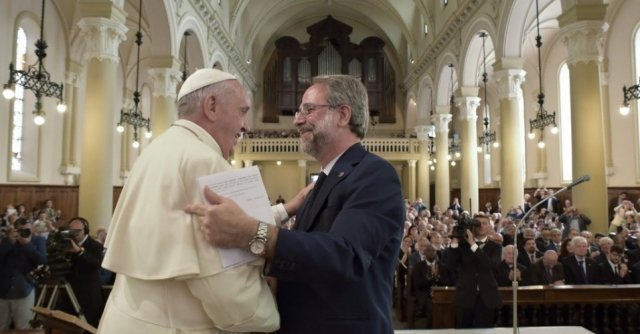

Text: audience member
xmin=559 ymin=207 xmax=591 ymax=238
xmin=494 ymin=245 xmax=526 ymax=287
xmin=517 ymin=238 xmax=542 ymax=269
xmin=409 ymin=243 xmax=442 ymax=329
xmin=525 ymin=250 xmax=565 ymax=285
xmin=562 ymin=236 xmax=598 ymax=284
xmin=0 ymin=218 xmax=46 ymax=331
xmin=597 ymin=245 xmax=631 ymax=284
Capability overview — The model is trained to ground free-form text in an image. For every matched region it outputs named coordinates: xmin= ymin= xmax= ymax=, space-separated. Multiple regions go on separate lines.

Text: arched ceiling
xmin=229 ymin=0 xmax=422 ymax=71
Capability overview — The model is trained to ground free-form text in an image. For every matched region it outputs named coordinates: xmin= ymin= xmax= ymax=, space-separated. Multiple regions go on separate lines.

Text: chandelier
xmin=447 ymin=64 xmax=461 ymax=167
xmin=477 ymin=32 xmax=497 ymax=160
xmin=619 ymin=77 xmax=640 ymax=116
xmin=116 ymin=0 xmax=151 ymax=148
xmin=181 ymin=31 xmax=190 ymax=82
xmin=527 ymin=0 xmax=558 ymax=149
xmin=3 ymin=0 xmax=66 ymax=125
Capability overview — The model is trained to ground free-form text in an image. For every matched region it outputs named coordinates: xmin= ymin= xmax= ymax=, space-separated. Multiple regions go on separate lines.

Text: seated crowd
xmin=0 ymin=200 xmax=111 ymax=331
xmin=396 ymin=192 xmax=640 ymax=329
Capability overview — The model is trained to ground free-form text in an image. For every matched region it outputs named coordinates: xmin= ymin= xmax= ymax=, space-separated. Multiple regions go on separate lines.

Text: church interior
xmin=2 ymin=0 xmax=640 ymax=331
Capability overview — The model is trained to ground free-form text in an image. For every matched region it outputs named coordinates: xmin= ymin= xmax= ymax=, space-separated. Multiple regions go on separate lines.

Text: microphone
xmin=567 ymin=174 xmax=590 ymax=189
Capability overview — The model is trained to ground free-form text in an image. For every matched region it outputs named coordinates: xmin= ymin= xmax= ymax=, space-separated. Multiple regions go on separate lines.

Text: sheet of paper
xmin=197 ymin=166 xmax=274 ymax=268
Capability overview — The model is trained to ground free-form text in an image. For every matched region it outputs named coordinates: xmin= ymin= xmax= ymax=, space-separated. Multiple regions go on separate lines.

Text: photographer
xmin=0 ymin=218 xmax=46 ymax=331
xmin=57 ymin=217 xmax=104 ymax=327
xmin=447 ymin=214 xmax=502 ymax=328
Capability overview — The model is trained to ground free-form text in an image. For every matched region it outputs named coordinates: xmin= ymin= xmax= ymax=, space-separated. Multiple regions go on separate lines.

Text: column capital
xmin=456 ymin=96 xmax=481 ymax=121
xmin=414 ymin=125 xmax=434 ymax=142
xmin=148 ymin=67 xmax=182 ymax=99
xmin=78 ymin=17 xmax=128 ymax=63
xmin=297 ymin=159 xmax=308 ymax=167
xmin=408 ymin=160 xmax=417 ymax=167
xmin=494 ymin=68 xmax=526 ymax=100
xmin=561 ymin=21 xmax=606 ymax=66
xmin=243 ymin=160 xmax=254 ymax=167
xmin=431 ymin=109 xmax=452 ymax=134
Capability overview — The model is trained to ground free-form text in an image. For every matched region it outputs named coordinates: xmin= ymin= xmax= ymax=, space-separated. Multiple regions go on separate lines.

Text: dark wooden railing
xmin=432 ymin=285 xmax=640 ymax=333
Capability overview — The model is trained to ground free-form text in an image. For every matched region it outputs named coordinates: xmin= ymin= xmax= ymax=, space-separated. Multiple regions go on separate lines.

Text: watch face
xmin=250 ymin=240 xmax=265 ymax=255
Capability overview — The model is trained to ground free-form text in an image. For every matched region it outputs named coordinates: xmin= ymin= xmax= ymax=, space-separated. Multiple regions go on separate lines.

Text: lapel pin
xmin=338 ymin=172 xmax=345 ymax=178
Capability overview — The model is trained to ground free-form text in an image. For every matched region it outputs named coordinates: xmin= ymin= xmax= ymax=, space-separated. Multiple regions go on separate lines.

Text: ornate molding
xmin=431 ymin=113 xmax=452 ymax=133
xmin=494 ymin=69 xmax=526 ymax=100
xmin=148 ymin=68 xmax=182 ymax=98
xmin=562 ymin=21 xmax=605 ymax=66
xmin=456 ymin=96 xmax=481 ymax=121
xmin=188 ymin=0 xmax=256 ymax=90
xmin=403 ymin=0 xmax=484 ymax=89
xmin=78 ymin=18 xmax=128 ymax=63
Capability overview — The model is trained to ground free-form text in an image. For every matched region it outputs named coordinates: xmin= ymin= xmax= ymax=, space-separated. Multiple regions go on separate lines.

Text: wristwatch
xmin=248 ymin=221 xmax=268 ymax=256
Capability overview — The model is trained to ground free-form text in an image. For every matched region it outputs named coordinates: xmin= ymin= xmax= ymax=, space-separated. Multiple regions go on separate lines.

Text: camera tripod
xmin=32 ymin=279 xmax=86 ymax=324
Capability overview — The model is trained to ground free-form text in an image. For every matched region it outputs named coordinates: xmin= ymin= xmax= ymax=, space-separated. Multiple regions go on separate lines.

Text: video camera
xmin=28 ymin=229 xmax=79 ymax=284
xmin=450 ymin=216 xmax=481 ymax=243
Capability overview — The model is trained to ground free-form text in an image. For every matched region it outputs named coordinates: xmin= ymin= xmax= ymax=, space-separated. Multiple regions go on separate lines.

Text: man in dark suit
xmin=517 ymin=238 xmax=543 ymax=269
xmin=562 ymin=236 xmax=599 ymax=284
xmin=186 ymin=75 xmax=405 ymax=334
xmin=524 ymin=250 xmax=565 ymax=285
xmin=60 ymin=217 xmax=104 ymax=327
xmin=409 ymin=243 xmax=442 ymax=328
xmin=447 ymin=214 xmax=502 ymax=328
xmin=546 ymin=228 xmax=563 ymax=252
xmin=535 ymin=227 xmax=552 ymax=252
xmin=597 ymin=245 xmax=631 ymax=284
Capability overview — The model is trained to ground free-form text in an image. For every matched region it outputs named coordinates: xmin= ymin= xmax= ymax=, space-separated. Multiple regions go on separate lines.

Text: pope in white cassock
xmin=98 ymin=69 xmax=280 ymax=333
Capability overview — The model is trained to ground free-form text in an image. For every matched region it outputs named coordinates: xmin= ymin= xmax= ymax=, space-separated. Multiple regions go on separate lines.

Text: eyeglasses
xmin=294 ymin=103 xmax=335 ymax=119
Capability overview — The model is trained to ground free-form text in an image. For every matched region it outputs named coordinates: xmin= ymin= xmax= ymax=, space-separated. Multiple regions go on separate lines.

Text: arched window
xmin=559 ymin=63 xmax=572 ymax=183
xmin=11 ymin=27 xmax=28 ymax=171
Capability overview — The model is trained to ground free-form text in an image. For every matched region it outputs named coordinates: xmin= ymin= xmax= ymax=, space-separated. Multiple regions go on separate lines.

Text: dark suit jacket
xmin=494 ymin=261 xmax=526 ymax=287
xmin=561 ymin=256 xmax=599 ymax=285
xmin=268 ymin=143 xmax=405 ymax=334
xmin=517 ymin=250 xmax=543 ymax=269
xmin=627 ymin=248 xmax=640 ymax=266
xmin=524 ymin=261 xmax=564 ymax=285
xmin=447 ymin=240 xmax=502 ymax=309
xmin=597 ymin=262 xmax=632 ymax=284
xmin=63 ymin=236 xmax=104 ymax=327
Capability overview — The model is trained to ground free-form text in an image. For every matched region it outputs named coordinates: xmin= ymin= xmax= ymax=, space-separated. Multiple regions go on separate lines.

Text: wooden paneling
xmin=0 ymin=185 xmax=123 ymax=224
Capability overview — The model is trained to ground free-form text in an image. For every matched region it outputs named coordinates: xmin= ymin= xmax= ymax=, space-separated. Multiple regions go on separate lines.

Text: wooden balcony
xmin=432 ymin=285 xmax=640 ymax=333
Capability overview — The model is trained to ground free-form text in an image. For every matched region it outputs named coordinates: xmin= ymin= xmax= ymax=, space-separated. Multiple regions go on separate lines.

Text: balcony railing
xmin=236 ymin=137 xmax=422 ymax=160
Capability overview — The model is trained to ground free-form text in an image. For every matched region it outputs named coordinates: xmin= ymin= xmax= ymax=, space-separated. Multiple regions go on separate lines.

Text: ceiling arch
xmin=231 ymin=0 xmax=422 ymax=75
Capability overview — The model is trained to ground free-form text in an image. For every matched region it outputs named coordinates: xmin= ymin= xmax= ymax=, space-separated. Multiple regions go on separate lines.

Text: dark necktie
xmin=614 ymin=265 xmax=619 ymax=277
xmin=295 ymin=172 xmax=327 ymax=230
xmin=476 ymin=241 xmax=484 ymax=249
xmin=530 ymin=254 xmax=535 ymax=263
xmin=547 ymin=268 xmax=554 ymax=283
xmin=578 ymin=260 xmax=587 ymax=284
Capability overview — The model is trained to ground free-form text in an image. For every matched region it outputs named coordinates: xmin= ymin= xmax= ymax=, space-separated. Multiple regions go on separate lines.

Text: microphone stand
xmin=511 ymin=175 xmax=590 ymax=334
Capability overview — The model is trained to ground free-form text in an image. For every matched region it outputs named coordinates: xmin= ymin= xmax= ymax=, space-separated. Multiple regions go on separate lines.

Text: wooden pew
xmin=432 ymin=284 xmax=640 ymax=332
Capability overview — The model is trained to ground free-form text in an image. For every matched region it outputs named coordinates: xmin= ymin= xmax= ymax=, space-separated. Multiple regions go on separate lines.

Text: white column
xmin=457 ymin=90 xmax=481 ymax=214
xmin=59 ymin=61 xmax=82 ymax=185
xmin=407 ymin=160 xmax=417 ymax=200
xmin=560 ymin=13 xmax=609 ymax=233
xmin=494 ymin=58 xmax=526 ymax=216
xmin=77 ymin=14 xmax=127 ymax=229
xmin=431 ymin=107 xmax=452 ymax=211
xmin=149 ymin=58 xmax=181 ymax=136
xmin=414 ymin=125 xmax=431 ymax=204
